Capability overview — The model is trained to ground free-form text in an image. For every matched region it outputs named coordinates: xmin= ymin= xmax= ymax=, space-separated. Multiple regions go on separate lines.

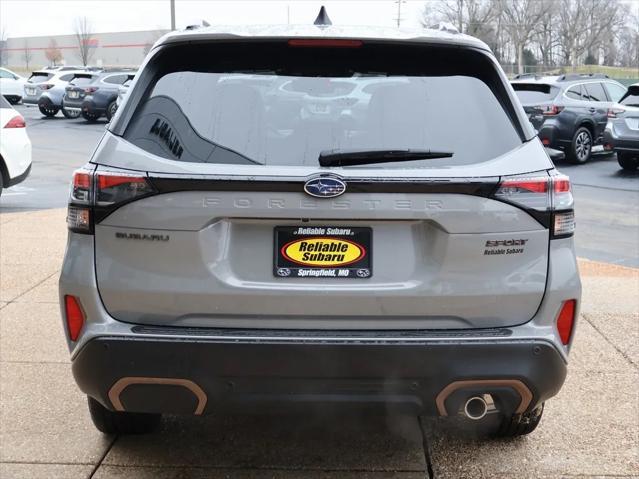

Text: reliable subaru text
xmin=60 ymin=23 xmax=581 ymax=438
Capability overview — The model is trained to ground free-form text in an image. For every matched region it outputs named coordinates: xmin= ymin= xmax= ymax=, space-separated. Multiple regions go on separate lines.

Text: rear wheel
xmin=0 ymin=170 xmax=3 ymax=197
xmin=38 ymin=104 xmax=59 ymax=117
xmin=567 ymin=127 xmax=592 ymax=164
xmin=82 ymin=110 xmax=100 ymax=122
xmin=87 ymin=396 xmax=161 ymax=435
xmin=492 ymin=403 xmax=544 ymax=438
xmin=106 ymin=101 xmax=118 ymax=121
xmin=617 ymin=152 xmax=639 ymax=171
xmin=62 ymin=108 xmax=81 ymax=119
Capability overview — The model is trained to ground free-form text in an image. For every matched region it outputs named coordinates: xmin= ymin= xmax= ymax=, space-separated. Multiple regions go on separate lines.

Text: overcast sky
xmin=1 ymin=0 xmax=430 ymax=38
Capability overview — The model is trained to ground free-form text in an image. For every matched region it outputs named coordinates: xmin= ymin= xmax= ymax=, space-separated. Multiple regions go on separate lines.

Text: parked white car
xmin=0 ymin=67 xmax=27 ymax=104
xmin=0 ymin=95 xmax=32 ymax=195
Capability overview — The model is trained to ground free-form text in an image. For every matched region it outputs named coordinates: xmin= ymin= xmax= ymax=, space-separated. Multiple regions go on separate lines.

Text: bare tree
xmin=73 ymin=16 xmax=95 ymax=66
xmin=45 ymin=38 xmax=63 ymax=66
xmin=0 ymin=26 xmax=7 ymax=67
xmin=558 ymin=0 xmax=625 ymax=68
xmin=499 ymin=0 xmax=551 ymax=74
xmin=22 ymin=39 xmax=33 ymax=70
xmin=421 ymin=0 xmax=496 ymax=38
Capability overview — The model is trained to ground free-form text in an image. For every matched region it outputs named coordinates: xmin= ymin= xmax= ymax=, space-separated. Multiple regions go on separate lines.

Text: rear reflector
xmin=288 ymin=39 xmax=363 ymax=48
xmin=556 ymin=300 xmax=577 ymax=345
xmin=64 ymin=295 xmax=85 ymax=341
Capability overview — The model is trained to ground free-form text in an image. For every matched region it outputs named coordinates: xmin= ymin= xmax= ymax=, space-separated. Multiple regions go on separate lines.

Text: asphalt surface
xmin=1 ymin=104 xmax=638 ymax=268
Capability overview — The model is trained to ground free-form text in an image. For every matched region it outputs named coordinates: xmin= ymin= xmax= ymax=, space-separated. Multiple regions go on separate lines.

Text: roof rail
xmin=557 ymin=73 xmax=610 ymax=81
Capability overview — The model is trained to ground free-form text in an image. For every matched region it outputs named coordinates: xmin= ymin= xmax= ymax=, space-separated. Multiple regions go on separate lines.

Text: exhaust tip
xmin=464 ymin=396 xmax=488 ymax=420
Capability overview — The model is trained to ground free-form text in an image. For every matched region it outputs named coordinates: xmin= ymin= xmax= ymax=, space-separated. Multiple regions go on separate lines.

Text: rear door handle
xmin=589 ymin=107 xmax=596 ymax=113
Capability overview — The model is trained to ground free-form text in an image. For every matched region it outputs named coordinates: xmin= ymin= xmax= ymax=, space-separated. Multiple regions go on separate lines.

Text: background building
xmin=1 ymin=30 xmax=168 ymax=71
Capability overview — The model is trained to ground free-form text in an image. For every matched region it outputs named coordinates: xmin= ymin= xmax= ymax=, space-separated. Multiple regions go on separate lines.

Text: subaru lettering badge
xmin=304 ymin=177 xmax=346 ymax=198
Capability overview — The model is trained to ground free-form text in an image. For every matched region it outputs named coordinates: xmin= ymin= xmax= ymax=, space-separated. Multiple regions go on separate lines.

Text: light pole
xmin=170 ymin=0 xmax=176 ymax=30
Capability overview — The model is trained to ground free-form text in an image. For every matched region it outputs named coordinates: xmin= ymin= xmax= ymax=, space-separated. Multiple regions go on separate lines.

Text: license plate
xmin=274 ymin=226 xmax=372 ymax=278
xmin=68 ymin=91 xmax=79 ymax=99
xmin=310 ymin=103 xmax=329 ymax=113
xmin=26 ymin=88 xmax=36 ymax=95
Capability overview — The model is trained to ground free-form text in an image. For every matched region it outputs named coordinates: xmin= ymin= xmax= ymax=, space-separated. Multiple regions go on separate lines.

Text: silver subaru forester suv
xmin=60 ymin=22 xmax=581 ymax=437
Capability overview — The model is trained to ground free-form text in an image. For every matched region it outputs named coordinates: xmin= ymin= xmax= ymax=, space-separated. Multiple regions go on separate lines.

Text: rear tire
xmin=617 ymin=152 xmax=639 ymax=171
xmin=62 ymin=108 xmax=81 ymax=119
xmin=0 ymin=171 xmax=3 ymax=197
xmin=106 ymin=101 xmax=117 ymax=121
xmin=82 ymin=111 xmax=100 ymax=122
xmin=567 ymin=127 xmax=592 ymax=164
xmin=38 ymin=104 xmax=59 ymax=117
xmin=492 ymin=403 xmax=544 ymax=438
xmin=87 ymin=396 xmax=161 ymax=435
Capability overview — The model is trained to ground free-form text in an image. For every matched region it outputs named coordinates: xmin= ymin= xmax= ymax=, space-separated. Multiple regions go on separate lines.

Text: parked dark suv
xmin=512 ymin=74 xmax=627 ymax=164
xmin=65 ymin=70 xmax=135 ymax=122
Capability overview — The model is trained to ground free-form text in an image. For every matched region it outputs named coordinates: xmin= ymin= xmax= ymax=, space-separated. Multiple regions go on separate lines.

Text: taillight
xmin=556 ymin=299 xmax=577 ymax=345
xmin=39 ymin=83 xmax=54 ymax=90
xmin=493 ymin=172 xmax=574 ymax=238
xmin=67 ymin=167 xmax=155 ymax=234
xmin=64 ymin=295 xmax=85 ymax=341
xmin=84 ymin=86 xmax=98 ymax=94
xmin=607 ymin=107 xmax=625 ymax=118
xmin=4 ymin=115 xmax=26 ymax=128
xmin=96 ymin=171 xmax=154 ymax=205
xmin=536 ymin=105 xmax=564 ymax=116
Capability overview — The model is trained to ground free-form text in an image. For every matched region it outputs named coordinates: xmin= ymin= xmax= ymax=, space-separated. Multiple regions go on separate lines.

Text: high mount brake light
xmin=288 ymin=39 xmax=363 ymax=48
xmin=493 ymin=173 xmax=574 ymax=239
xmin=67 ymin=168 xmax=155 ymax=234
xmin=4 ymin=115 xmax=26 ymax=128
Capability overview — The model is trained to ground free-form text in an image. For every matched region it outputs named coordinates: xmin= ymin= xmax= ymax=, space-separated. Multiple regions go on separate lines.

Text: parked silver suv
xmin=60 ymin=23 xmax=581 ymax=438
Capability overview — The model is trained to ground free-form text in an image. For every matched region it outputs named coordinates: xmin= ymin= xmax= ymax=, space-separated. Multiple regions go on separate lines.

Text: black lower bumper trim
xmin=72 ymin=336 xmax=567 ymax=416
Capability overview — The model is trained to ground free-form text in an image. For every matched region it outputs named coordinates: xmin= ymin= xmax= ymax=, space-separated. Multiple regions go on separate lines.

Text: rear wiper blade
xmin=319 ymin=149 xmax=453 ymax=167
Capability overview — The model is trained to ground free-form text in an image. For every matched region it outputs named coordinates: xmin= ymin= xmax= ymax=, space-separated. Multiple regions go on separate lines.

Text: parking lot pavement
xmin=0 ymin=208 xmax=637 ymax=478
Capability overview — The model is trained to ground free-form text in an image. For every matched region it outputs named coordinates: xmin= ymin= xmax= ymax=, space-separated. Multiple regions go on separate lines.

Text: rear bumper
xmin=603 ymin=124 xmax=639 ymax=152
xmin=72 ymin=332 xmax=567 ymax=417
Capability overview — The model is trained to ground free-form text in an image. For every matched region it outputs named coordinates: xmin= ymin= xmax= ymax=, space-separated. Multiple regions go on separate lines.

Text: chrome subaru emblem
xmin=304 ymin=176 xmax=346 ymax=198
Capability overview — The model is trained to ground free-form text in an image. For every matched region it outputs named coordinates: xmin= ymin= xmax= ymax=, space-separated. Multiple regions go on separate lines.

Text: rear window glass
xmin=70 ymin=75 xmax=96 ymax=86
xmin=28 ymin=72 xmax=53 ymax=83
xmin=123 ymin=42 xmax=522 ymax=168
xmin=512 ymin=83 xmax=559 ymax=103
xmin=620 ymin=89 xmax=639 ymax=107
xmin=103 ymin=74 xmax=129 ymax=85
xmin=0 ymin=95 xmax=11 ymax=109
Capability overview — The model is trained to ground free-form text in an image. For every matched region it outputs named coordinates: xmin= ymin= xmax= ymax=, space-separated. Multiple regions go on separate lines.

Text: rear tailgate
xmin=92 ymin=39 xmax=551 ymax=330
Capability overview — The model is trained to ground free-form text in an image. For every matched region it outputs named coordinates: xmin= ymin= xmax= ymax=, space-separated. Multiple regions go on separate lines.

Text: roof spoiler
xmin=558 ymin=73 xmax=610 ymax=81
